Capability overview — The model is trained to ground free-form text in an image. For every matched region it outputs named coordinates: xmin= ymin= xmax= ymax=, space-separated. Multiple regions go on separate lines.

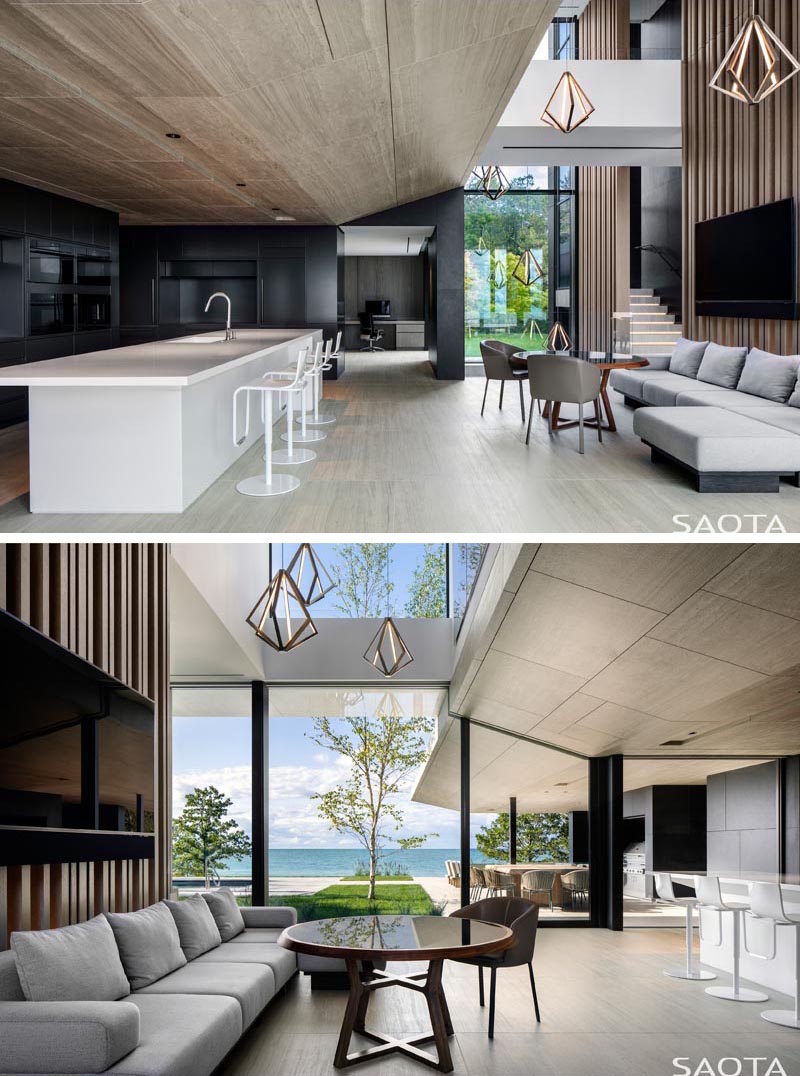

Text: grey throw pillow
xmin=788 ymin=375 xmax=800 ymax=408
xmin=669 ymin=337 xmax=709 ymax=378
xmin=738 ymin=347 xmax=800 ymax=402
xmin=163 ymin=894 xmax=222 ymax=961
xmin=105 ymin=903 xmax=187 ymax=990
xmin=696 ymin=342 xmax=748 ymax=388
xmin=201 ymin=888 xmax=246 ymax=941
xmin=11 ymin=915 xmax=130 ymax=1002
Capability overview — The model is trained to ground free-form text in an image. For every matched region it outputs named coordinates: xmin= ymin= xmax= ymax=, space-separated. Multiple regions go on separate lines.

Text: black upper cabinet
xmin=181 ymin=226 xmax=258 ymax=259
xmin=25 ymin=188 xmax=51 ymax=239
xmin=259 ymin=250 xmax=306 ymax=326
xmin=120 ymin=227 xmax=159 ymax=327
xmin=73 ymin=203 xmax=94 ymax=245
xmin=0 ymin=180 xmax=25 ymax=234
xmin=50 ymin=198 xmax=74 ymax=242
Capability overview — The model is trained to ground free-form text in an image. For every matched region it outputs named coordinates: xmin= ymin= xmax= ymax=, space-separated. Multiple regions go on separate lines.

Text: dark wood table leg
xmin=354 ymin=961 xmax=373 ymax=1033
xmin=423 ymin=961 xmax=453 ymax=1073
xmin=599 ymin=370 xmax=617 ymax=432
xmin=334 ymin=959 xmax=366 ymax=1068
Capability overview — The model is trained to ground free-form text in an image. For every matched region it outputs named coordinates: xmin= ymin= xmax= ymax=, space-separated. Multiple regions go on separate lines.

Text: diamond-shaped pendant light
xmin=541 ymin=71 xmax=595 ymax=133
xmin=476 ymin=232 xmax=488 ymax=256
xmin=493 ymin=258 xmax=506 ymax=289
xmin=364 ymin=617 xmax=414 ymax=678
xmin=247 ymin=568 xmax=318 ymax=652
xmin=709 ymin=9 xmax=800 ymax=105
xmin=512 ymin=248 xmax=544 ymax=288
xmin=375 ymin=691 xmax=404 ymax=720
xmin=286 ymin=543 xmax=335 ymax=606
xmin=547 ymin=322 xmax=572 ymax=353
xmin=477 ymin=165 xmax=510 ymax=201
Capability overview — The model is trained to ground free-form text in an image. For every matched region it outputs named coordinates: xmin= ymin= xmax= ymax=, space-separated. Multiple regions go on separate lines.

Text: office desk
xmin=344 ymin=319 xmax=425 ymax=351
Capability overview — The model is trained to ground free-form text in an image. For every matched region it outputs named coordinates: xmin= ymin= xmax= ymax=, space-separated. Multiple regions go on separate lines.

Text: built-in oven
xmin=28 ymin=243 xmax=74 ymax=286
xmin=29 ymin=290 xmax=75 ymax=335
xmin=77 ymin=253 xmax=111 ymax=287
xmin=77 ymin=292 xmax=111 ymax=331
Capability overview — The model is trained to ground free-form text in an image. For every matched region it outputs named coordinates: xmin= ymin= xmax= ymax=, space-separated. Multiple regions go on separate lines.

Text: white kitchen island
xmin=0 ymin=328 xmax=321 ymax=513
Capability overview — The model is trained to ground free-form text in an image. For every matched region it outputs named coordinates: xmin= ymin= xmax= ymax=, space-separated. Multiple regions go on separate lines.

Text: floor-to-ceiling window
xmin=464 ymin=168 xmax=576 ymax=361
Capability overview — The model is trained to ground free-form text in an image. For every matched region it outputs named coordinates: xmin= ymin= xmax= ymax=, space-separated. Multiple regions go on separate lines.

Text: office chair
xmin=359 ymin=312 xmax=384 ymax=352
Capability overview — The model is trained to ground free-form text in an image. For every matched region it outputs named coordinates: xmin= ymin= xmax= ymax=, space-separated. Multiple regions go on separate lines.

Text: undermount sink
xmin=173 ymin=334 xmax=228 ymax=344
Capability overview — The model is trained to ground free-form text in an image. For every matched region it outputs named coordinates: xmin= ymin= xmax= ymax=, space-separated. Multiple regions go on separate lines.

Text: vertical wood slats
xmin=0 ymin=543 xmax=169 ymax=949
xmin=684 ymin=0 xmax=800 ymax=353
xmin=577 ymin=0 xmax=631 ymax=350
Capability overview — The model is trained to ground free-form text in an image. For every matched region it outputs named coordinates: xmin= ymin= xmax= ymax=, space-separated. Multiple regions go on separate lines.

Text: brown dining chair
xmin=526 ymin=354 xmax=603 ymax=453
xmin=521 ymin=870 xmax=556 ymax=911
xmin=450 ymin=897 xmax=541 ymax=1038
xmin=479 ymin=340 xmax=526 ymax=422
xmin=561 ymin=868 xmax=590 ymax=910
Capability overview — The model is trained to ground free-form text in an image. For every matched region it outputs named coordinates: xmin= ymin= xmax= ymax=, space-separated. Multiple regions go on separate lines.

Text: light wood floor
xmin=2 ymin=352 xmax=800 ymax=533
xmin=221 ymin=928 xmax=800 ymax=1076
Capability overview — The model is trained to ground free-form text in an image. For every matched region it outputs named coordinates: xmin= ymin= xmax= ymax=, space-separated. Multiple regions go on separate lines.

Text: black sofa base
xmin=647 ymin=444 xmax=799 ymax=493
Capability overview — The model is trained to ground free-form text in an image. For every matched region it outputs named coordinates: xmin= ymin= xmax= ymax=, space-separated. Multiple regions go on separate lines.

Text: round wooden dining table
xmin=510 ymin=349 xmax=649 ymax=433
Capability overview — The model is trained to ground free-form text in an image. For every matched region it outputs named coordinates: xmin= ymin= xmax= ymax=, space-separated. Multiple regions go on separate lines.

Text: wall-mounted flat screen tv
xmin=695 ymin=198 xmax=798 ymax=320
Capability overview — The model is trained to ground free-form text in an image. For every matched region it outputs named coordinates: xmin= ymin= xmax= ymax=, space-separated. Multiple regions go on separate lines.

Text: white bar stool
xmin=654 ymin=873 xmax=716 ymax=981
xmin=283 ymin=342 xmax=327 ymax=444
xmin=745 ymin=881 xmax=800 ymax=1029
xmin=231 ymin=350 xmax=307 ymax=497
xmin=299 ymin=337 xmax=337 ymax=425
xmin=268 ymin=348 xmax=316 ymax=466
xmin=695 ymin=874 xmax=769 ymax=1003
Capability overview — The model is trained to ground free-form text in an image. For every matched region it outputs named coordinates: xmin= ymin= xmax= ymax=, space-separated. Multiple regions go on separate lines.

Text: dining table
xmin=509 ymin=349 xmax=649 ymax=433
xmin=485 ymin=863 xmax=583 ymax=906
xmin=279 ymin=913 xmax=513 ymax=1072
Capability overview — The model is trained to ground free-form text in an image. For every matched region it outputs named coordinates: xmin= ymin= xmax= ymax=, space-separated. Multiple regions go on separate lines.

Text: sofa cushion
xmin=201 ymin=888 xmax=245 ymax=941
xmin=11 ymin=915 xmax=130 ymax=1003
xmin=609 ymin=368 xmax=674 ymax=401
xmin=642 ymin=374 xmax=719 ymax=407
xmin=668 ymin=337 xmax=708 ymax=378
xmin=240 ymin=905 xmax=297 ymax=930
xmin=675 ymin=387 xmax=768 ymax=408
xmin=737 ymin=347 xmax=800 ymax=402
xmin=696 ymin=342 xmax=747 ymax=388
xmin=105 ymin=993 xmax=241 ymax=1076
xmin=227 ymin=928 xmax=282 ymax=944
xmin=634 ymin=406 xmax=800 ymax=473
xmin=163 ymin=894 xmax=221 ymax=961
xmin=788 ymin=376 xmax=800 ymax=408
xmin=731 ymin=406 xmax=800 ymax=436
xmin=0 ymin=950 xmax=24 ymax=1001
xmin=106 ymin=904 xmax=187 ymax=991
xmin=136 ymin=960 xmax=274 ymax=1030
xmin=0 ymin=999 xmax=140 ymax=1074
xmin=194 ymin=940 xmax=297 ymax=991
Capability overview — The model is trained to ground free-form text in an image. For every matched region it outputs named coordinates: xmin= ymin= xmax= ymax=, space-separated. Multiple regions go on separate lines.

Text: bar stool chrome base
xmin=270 ymin=447 xmax=316 ymax=465
xmin=664 ymin=968 xmax=716 ymax=981
xmin=236 ymin=474 xmax=300 ymax=497
xmin=761 ymin=1010 xmax=800 ymax=1028
xmin=705 ymin=985 xmax=768 ymax=1002
xmin=282 ymin=429 xmax=326 ymax=443
xmin=297 ymin=413 xmax=336 ymax=425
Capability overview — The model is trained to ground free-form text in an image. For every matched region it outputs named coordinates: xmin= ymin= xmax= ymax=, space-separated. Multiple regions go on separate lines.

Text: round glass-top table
xmin=280 ymin=915 xmax=513 ymax=1071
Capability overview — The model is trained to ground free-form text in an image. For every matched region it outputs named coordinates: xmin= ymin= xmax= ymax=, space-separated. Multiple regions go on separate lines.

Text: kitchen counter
xmin=0 ymin=328 xmax=321 ymax=513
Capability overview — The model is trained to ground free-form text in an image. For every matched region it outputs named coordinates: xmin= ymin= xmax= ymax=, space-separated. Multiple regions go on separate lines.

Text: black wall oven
xmin=27 ymin=239 xmax=111 ymax=336
xmin=77 ymin=292 xmax=111 ymax=331
xmin=77 ymin=253 xmax=111 ymax=287
xmin=29 ymin=242 xmax=74 ymax=286
xmin=29 ymin=288 xmax=75 ymax=335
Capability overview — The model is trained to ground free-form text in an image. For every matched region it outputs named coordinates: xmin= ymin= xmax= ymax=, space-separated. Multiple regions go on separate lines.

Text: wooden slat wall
xmin=577 ymin=0 xmax=631 ymax=350
xmin=0 ymin=544 xmax=170 ymax=948
xmin=683 ymin=0 xmax=800 ymax=352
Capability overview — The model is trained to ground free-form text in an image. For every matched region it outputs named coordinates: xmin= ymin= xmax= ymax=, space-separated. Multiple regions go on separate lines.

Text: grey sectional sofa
xmin=610 ymin=339 xmax=800 ymax=491
xmin=0 ymin=897 xmax=298 ymax=1076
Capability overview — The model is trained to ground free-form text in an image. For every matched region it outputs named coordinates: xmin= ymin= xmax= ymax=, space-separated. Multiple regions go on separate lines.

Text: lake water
xmin=217 ymin=848 xmax=489 ymax=878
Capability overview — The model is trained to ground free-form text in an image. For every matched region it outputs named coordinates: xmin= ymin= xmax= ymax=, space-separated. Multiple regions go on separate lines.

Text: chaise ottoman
xmin=633 ymin=406 xmax=800 ymax=492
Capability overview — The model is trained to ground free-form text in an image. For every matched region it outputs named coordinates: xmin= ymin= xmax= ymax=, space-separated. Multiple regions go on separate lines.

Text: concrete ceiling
xmin=0 ymin=0 xmax=559 ymax=225
xmin=412 ymin=543 xmax=800 ymax=813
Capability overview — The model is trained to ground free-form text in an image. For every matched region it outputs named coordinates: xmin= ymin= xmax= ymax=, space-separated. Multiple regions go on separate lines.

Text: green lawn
xmin=340 ymin=872 xmax=412 ymax=882
xmin=465 ymin=327 xmax=548 ymax=358
xmin=269 ymin=884 xmax=439 ymax=922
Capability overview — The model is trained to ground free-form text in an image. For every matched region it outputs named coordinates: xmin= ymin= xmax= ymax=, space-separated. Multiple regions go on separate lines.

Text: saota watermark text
xmin=673 ymin=514 xmax=787 ymax=534
xmin=673 ymin=1058 xmax=789 ymax=1076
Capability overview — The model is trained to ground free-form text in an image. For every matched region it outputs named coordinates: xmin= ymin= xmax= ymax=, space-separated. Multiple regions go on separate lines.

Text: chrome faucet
xmin=204 ymin=292 xmax=234 ymax=341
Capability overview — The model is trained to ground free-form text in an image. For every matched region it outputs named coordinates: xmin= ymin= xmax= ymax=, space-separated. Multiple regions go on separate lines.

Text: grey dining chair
xmin=521 ymin=870 xmax=556 ymax=911
xmin=479 ymin=340 xmax=526 ymax=422
xmin=450 ymin=897 xmax=541 ymax=1038
xmin=561 ymin=869 xmax=590 ymax=910
xmin=525 ymin=355 xmax=603 ymax=453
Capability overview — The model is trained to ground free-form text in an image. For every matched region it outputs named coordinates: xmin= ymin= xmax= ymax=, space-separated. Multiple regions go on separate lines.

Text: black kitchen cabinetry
xmin=0 ymin=177 xmax=119 ymax=427
xmin=120 ymin=226 xmax=158 ymax=328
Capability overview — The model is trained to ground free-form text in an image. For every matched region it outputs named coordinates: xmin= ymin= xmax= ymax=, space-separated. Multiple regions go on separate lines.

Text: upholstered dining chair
xmin=561 ymin=869 xmax=590 ymax=910
xmin=479 ymin=340 xmax=526 ymax=422
xmin=521 ymin=870 xmax=556 ymax=911
xmin=450 ymin=897 xmax=541 ymax=1038
xmin=483 ymin=868 xmax=515 ymax=898
xmin=526 ymin=355 xmax=603 ymax=453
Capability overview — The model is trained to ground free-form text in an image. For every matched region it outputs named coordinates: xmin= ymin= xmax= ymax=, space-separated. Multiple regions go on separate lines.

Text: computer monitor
xmin=365 ymin=299 xmax=391 ymax=318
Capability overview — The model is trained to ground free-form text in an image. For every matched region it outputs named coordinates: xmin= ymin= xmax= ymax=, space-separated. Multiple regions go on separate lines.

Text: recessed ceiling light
xmin=165 ymin=132 xmax=181 ymax=139
xmin=236 ymin=182 xmax=246 ymax=187
xmin=275 ymin=214 xmax=296 ymax=222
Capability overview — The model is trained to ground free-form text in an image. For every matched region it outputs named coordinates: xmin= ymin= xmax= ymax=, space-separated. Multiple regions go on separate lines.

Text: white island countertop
xmin=9 ymin=327 xmax=322 ymax=513
xmin=0 ymin=328 xmax=311 ymax=388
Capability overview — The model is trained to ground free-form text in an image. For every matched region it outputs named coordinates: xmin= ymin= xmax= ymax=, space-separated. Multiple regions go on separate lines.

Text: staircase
xmin=628 ymin=288 xmax=682 ymax=357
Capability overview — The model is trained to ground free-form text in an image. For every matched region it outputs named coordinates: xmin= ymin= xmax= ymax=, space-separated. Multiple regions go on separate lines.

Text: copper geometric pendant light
xmin=246 ymin=567 xmax=318 ymax=652
xmin=286 ymin=543 xmax=335 ymax=606
xmin=476 ymin=164 xmax=510 ymax=200
xmin=541 ymin=70 xmax=595 ymax=133
xmin=709 ymin=4 xmax=800 ymax=105
xmin=493 ymin=258 xmax=506 ymax=289
xmin=476 ymin=231 xmax=488 ymax=256
xmin=375 ymin=691 xmax=404 ymax=719
xmin=546 ymin=321 xmax=572 ymax=353
xmin=512 ymin=248 xmax=545 ymax=287
xmin=363 ymin=617 xmax=414 ymax=678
